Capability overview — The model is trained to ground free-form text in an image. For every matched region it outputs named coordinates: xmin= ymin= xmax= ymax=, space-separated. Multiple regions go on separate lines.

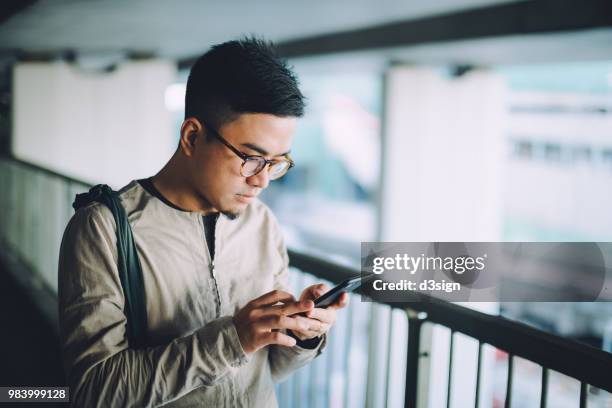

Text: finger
xmin=261 ymin=299 xmax=314 ymax=316
xmin=250 ymin=289 xmax=295 ymax=308
xmin=303 ymin=283 xmax=329 ymax=300
xmin=327 ymin=292 xmax=350 ymax=310
xmin=312 ymin=283 xmax=330 ymax=297
xmin=304 ymin=307 xmax=335 ymax=324
xmin=262 ymin=331 xmax=297 ymax=348
xmin=293 ymin=322 xmax=330 ymax=339
xmin=257 ymin=315 xmax=310 ymax=332
xmin=294 ymin=315 xmax=325 ymax=332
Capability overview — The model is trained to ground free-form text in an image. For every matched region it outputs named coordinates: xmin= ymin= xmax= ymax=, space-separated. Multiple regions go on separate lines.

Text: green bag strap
xmin=73 ymin=184 xmax=148 ymax=348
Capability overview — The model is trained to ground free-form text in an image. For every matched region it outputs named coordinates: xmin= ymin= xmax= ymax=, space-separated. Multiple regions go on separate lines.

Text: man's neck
xmin=151 ymin=152 xmax=218 ymax=215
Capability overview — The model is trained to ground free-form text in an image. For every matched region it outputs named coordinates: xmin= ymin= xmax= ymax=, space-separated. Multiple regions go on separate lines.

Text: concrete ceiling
xmin=0 ymin=0 xmax=524 ymax=60
xmin=0 ymin=0 xmax=610 ymax=69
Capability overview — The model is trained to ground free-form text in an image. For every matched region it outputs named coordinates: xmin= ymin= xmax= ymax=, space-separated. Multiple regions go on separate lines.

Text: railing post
xmin=579 ymin=382 xmax=587 ymax=408
xmin=446 ymin=331 xmax=455 ymax=408
xmin=405 ymin=309 xmax=426 ymax=408
xmin=475 ymin=342 xmax=483 ymax=408
xmin=540 ymin=367 xmax=548 ymax=408
xmin=505 ymin=354 xmax=514 ymax=408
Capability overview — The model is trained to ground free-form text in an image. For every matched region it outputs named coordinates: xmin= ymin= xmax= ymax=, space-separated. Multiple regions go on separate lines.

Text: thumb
xmin=302 ymin=283 xmax=328 ymax=300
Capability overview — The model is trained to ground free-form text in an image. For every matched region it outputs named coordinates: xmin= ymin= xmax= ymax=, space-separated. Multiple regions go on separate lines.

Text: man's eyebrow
xmin=241 ymin=142 xmax=290 ymax=157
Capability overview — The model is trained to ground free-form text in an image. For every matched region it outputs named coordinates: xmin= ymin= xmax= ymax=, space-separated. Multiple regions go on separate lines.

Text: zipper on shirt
xmin=201 ymin=215 xmax=222 ymax=317
xmin=210 ymin=261 xmax=221 ymax=317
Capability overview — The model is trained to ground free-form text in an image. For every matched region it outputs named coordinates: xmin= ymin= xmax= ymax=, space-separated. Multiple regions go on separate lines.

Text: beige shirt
xmin=58 ymin=180 xmax=325 ymax=407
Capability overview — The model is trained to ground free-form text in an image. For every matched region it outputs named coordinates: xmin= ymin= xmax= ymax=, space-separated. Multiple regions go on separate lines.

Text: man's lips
xmin=236 ymin=193 xmax=258 ymax=203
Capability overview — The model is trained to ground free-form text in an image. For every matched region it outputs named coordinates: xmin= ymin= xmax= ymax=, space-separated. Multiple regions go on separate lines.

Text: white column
xmin=381 ymin=66 xmax=507 ymax=407
xmin=381 ymin=67 xmax=505 ymax=242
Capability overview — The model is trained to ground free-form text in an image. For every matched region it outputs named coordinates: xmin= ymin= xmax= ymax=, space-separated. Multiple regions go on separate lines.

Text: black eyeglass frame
xmin=202 ymin=122 xmax=295 ymax=179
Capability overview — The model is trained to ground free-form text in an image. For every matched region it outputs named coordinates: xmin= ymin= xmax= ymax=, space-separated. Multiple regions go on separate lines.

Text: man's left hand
xmin=290 ymin=283 xmax=349 ymax=341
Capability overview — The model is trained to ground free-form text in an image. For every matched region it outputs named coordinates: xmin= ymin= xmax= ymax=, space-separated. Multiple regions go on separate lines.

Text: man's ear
xmin=179 ymin=117 xmax=203 ymax=157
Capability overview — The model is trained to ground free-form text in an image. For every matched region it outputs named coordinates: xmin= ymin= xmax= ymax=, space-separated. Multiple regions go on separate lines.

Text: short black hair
xmin=185 ymin=37 xmax=305 ymax=129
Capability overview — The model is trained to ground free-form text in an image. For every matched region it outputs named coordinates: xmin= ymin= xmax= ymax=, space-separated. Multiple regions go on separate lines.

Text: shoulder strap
xmin=73 ymin=184 xmax=148 ymax=348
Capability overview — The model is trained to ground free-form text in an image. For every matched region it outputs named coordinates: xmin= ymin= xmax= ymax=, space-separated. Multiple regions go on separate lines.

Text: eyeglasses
xmin=203 ymin=123 xmax=294 ymax=180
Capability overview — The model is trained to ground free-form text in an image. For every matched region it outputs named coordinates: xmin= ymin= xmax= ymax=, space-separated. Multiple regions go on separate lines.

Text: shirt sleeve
xmin=265 ymin=212 xmax=326 ymax=383
xmin=58 ymin=205 xmax=249 ymax=407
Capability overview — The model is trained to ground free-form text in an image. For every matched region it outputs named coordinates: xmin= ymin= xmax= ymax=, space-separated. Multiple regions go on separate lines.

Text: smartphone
xmin=313 ymin=274 xmax=375 ymax=308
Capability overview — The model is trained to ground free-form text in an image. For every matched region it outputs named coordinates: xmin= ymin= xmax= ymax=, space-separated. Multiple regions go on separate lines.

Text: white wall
xmin=13 ymin=60 xmax=177 ymax=188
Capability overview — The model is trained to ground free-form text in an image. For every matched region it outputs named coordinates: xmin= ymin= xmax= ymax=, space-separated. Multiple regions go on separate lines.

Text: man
xmin=58 ymin=38 xmax=348 ymax=407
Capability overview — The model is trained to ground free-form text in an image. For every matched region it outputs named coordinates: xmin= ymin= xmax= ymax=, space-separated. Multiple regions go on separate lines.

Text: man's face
xmin=188 ymin=113 xmax=296 ymax=218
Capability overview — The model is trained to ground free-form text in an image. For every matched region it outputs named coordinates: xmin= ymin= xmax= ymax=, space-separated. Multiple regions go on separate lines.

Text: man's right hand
xmin=233 ymin=290 xmax=315 ymax=355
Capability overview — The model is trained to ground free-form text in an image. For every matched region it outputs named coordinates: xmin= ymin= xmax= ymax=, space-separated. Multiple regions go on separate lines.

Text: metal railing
xmin=1 ymin=155 xmax=611 ymax=407
xmin=287 ymin=251 xmax=612 ymax=408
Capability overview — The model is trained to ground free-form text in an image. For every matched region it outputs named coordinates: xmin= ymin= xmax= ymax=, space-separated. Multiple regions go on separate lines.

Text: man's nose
xmin=246 ymin=167 xmax=270 ymax=189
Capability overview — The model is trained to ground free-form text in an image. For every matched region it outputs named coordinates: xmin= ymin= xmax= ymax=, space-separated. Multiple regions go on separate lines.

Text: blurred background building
xmin=0 ymin=0 xmax=611 ymax=407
